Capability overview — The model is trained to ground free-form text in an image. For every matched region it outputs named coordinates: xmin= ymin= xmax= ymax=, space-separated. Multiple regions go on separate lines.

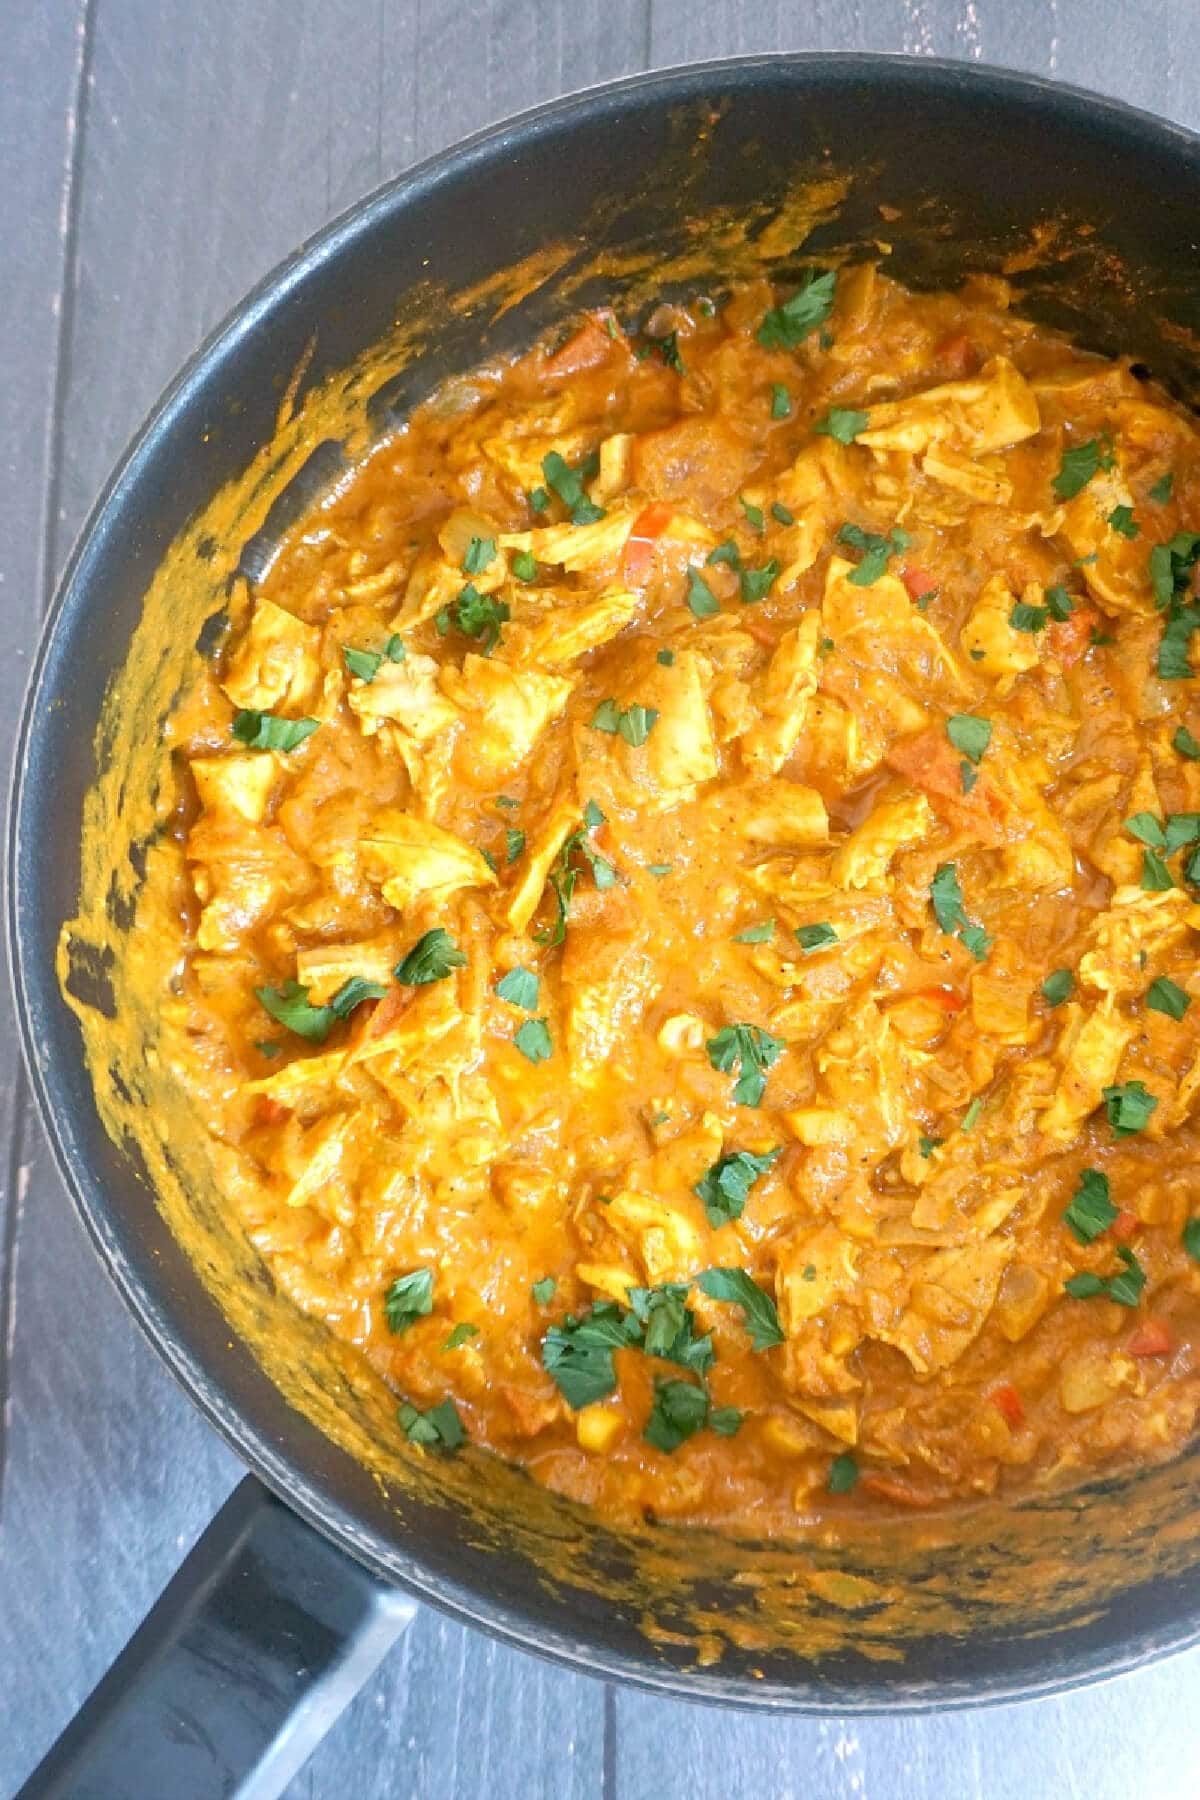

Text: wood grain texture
xmin=3 ymin=3 xmax=1200 ymax=1796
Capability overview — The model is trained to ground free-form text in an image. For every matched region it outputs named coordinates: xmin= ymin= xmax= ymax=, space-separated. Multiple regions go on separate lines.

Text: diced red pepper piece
xmin=1110 ymin=1208 xmax=1140 ymax=1243
xmin=621 ymin=502 xmax=675 ymax=586
xmin=901 ymin=566 xmax=938 ymax=605
xmin=988 ymin=1382 xmax=1025 ymax=1427
xmin=1128 ymin=1321 xmax=1172 ymax=1358
xmin=1047 ymin=606 xmax=1101 ymax=669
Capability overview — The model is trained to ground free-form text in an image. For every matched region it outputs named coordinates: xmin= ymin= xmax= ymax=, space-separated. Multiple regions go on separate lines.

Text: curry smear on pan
xmin=58 ymin=160 xmax=1200 ymax=1672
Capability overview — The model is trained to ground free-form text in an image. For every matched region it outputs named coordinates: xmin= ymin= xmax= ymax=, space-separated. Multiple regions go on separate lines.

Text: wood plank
xmin=614 ymin=1650 xmax=1200 ymax=1800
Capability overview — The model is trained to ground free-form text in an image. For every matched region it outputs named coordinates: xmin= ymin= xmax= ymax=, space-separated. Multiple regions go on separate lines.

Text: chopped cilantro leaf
xmin=705 ymin=1022 xmax=784 ymax=1108
xmin=795 ymin=922 xmax=838 ymax=952
xmin=449 ymin=582 xmax=510 ymax=653
xmin=657 ymin=330 xmax=685 ymax=373
xmin=946 ymin=713 xmax=992 ymax=765
xmin=343 ymin=644 xmax=383 ymax=682
xmin=771 ymin=502 xmax=794 ymax=525
xmin=514 ymin=1017 xmax=553 ymax=1063
xmin=505 ymin=826 xmax=525 ymax=863
xmin=542 ymin=449 xmax=605 ymax=525
xmin=813 ymin=407 xmax=869 ymax=444
xmin=1042 ymin=968 xmax=1074 ymax=1007
xmin=1107 ymin=505 xmax=1139 ymax=540
xmin=837 ymin=521 xmax=908 ymax=586
xmin=1063 ymin=1168 xmax=1117 ymax=1244
xmin=1009 ymin=602 xmax=1047 ymax=634
xmin=532 ymin=1277 xmax=557 ymax=1306
xmin=494 ymin=966 xmax=539 ymax=1010
xmin=442 ymin=1322 xmax=479 ymax=1351
xmin=828 ymin=1452 xmax=859 ymax=1494
xmin=462 ymin=535 xmax=496 ymax=574
xmin=384 ymin=1268 xmax=434 ymax=1334
xmin=771 ymin=383 xmax=791 ymax=419
xmin=1141 ymin=848 xmax=1174 ymax=891
xmin=918 ymin=1135 xmax=944 ymax=1158
xmin=733 ymin=919 xmax=774 ymax=944
xmin=1173 ymin=725 xmax=1200 ymax=759
xmin=694 ymin=1146 xmax=781 ymax=1229
xmin=757 ymin=270 xmax=838 ymax=351
xmin=1102 ymin=1080 xmax=1158 ymax=1136
xmin=232 ymin=710 xmax=318 ymax=753
xmin=961 ymin=1097 xmax=984 ymax=1133
xmin=1147 ymin=975 xmax=1191 ymax=1020
xmin=657 ymin=648 xmax=676 ymax=665
xmin=528 ymin=485 xmax=549 ymax=513
xmin=1045 ymin=586 xmax=1075 ymax=620
xmin=696 ymin=1266 xmax=784 ymax=1351
xmin=1125 ymin=812 xmax=1166 ymax=847
xmin=1065 ymin=1245 xmax=1146 ymax=1309
xmin=740 ymin=496 xmax=765 ymax=530
xmin=709 ymin=1407 xmax=745 ymax=1437
xmin=1148 ymin=471 xmax=1174 ymax=504
xmin=1183 ymin=1218 xmax=1200 ymax=1262
xmin=1052 ymin=434 xmax=1114 ymax=499
xmin=686 ymin=567 xmax=720 ymax=617
xmin=644 ymin=1378 xmax=710 ymax=1452
xmin=398 ymin=1398 xmax=465 ymax=1450
xmin=707 ymin=540 xmax=740 ymax=570
xmin=395 ymin=928 xmax=467 ymax=986
xmin=511 ymin=550 xmax=538 ymax=582
xmin=739 ymin=559 xmax=780 ymax=604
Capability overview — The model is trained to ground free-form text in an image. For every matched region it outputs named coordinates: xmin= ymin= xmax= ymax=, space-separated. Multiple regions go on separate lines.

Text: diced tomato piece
xmin=621 ymin=502 xmax=675 ymax=586
xmin=253 ymin=1096 xmax=292 ymax=1128
xmin=1047 ymin=606 xmax=1100 ymax=669
xmin=1128 ymin=1321 xmax=1172 ymax=1358
xmin=1110 ymin=1208 xmax=1140 ymax=1243
xmin=919 ymin=985 xmax=966 ymax=1013
xmin=901 ymin=566 xmax=938 ymax=605
xmin=988 ymin=1382 xmax=1025 ymax=1427
xmin=542 ymin=313 xmax=617 ymax=380
xmin=884 ymin=729 xmax=1007 ymax=845
xmin=934 ymin=332 xmax=977 ymax=377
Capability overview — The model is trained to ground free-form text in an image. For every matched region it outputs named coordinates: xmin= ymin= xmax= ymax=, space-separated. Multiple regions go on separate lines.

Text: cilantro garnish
xmin=232 ymin=710 xmax=318 ymax=753
xmin=757 ymin=270 xmax=838 ymax=351
xmin=837 ymin=521 xmax=909 ymax=587
xmin=694 ymin=1147 xmax=781 ymax=1228
xmin=384 ymin=1268 xmax=434 ymax=1334
xmin=1063 ymin=1169 xmax=1117 ymax=1244
xmin=705 ymin=1022 xmax=785 ymax=1107
xmin=696 ymin=1267 xmax=784 ymax=1350
xmin=1052 ymin=434 xmax=1114 ymax=500
xmin=813 ymin=407 xmax=869 ymax=444
xmin=394 ymin=928 xmax=467 ymax=986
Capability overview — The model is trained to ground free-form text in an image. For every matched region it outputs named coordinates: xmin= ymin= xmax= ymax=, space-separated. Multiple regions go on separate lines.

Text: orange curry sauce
xmin=164 ymin=266 xmax=1200 ymax=1528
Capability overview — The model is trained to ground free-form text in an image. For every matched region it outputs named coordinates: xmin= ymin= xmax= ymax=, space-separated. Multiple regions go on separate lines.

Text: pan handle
xmin=17 ymin=1475 xmax=415 ymax=1799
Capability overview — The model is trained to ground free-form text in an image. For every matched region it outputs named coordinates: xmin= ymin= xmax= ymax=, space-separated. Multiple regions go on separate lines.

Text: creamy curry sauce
xmin=155 ymin=265 xmax=1200 ymax=1531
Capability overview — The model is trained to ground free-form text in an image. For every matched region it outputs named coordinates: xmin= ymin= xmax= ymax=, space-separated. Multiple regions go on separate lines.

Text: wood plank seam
xmin=0 ymin=0 xmax=98 ymax=1514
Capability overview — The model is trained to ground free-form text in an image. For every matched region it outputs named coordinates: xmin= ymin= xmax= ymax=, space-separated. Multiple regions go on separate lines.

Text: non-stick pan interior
xmin=15 ymin=57 xmax=1200 ymax=1707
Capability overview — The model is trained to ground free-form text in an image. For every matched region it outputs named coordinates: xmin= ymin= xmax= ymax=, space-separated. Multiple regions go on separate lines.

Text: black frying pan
xmin=12 ymin=54 xmax=1200 ymax=1798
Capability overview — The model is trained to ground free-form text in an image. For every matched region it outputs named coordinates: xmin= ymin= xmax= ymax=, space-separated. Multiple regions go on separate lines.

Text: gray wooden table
xmin=4 ymin=4 xmax=1200 ymax=1795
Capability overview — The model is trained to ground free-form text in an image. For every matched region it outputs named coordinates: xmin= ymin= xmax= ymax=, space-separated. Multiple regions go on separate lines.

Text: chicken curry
xmin=159 ymin=264 xmax=1200 ymax=1529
